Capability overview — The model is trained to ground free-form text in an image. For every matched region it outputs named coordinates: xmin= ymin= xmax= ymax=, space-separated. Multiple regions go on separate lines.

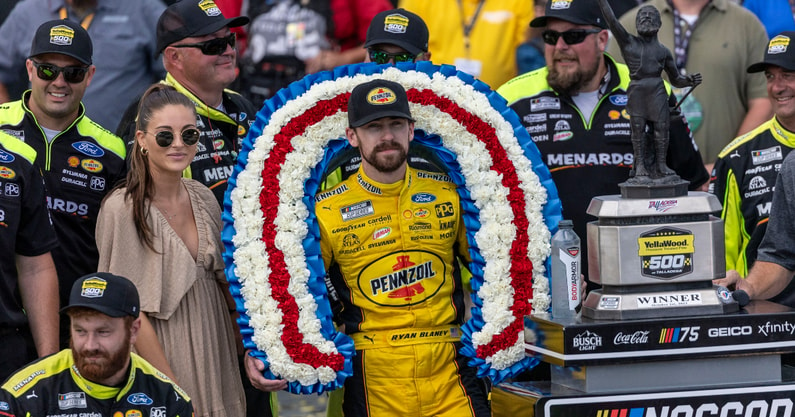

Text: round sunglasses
xmin=368 ymin=48 xmax=416 ymax=64
xmin=145 ymin=128 xmax=201 ymax=148
xmin=171 ymin=34 xmax=236 ymax=56
xmin=30 ymin=60 xmax=89 ymax=83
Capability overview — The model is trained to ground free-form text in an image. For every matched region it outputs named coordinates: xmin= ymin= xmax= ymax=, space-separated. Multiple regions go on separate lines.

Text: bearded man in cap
xmin=714 ymin=32 xmax=795 ymax=307
xmin=245 ymin=79 xmax=489 ymax=417
xmin=0 ymin=19 xmax=127 ymax=348
xmin=0 ymin=272 xmax=193 ymax=417
xmin=497 ymin=0 xmax=708 ymax=291
xmin=116 ymin=0 xmax=258 ymax=207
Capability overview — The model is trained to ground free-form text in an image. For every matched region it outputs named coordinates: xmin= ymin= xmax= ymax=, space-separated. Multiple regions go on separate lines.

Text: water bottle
xmin=551 ymin=219 xmax=581 ymax=320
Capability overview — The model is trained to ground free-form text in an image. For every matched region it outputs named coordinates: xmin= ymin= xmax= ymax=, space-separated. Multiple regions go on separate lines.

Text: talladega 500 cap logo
xmin=49 ymin=25 xmax=75 ymax=46
xmin=768 ymin=35 xmax=791 ymax=54
xmin=199 ymin=0 xmax=222 ymax=17
xmin=384 ymin=13 xmax=410 ymax=34
xmin=367 ymin=87 xmax=397 ymax=105
xmin=550 ymin=0 xmax=573 ymax=10
xmin=81 ymin=277 xmax=108 ymax=298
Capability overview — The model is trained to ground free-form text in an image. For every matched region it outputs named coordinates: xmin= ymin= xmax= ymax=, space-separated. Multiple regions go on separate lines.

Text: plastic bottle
xmin=551 ymin=219 xmax=581 ymax=320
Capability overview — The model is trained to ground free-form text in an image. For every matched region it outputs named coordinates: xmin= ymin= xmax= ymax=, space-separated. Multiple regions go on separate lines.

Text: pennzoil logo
xmin=638 ymin=227 xmax=694 ymax=279
xmin=414 ymin=208 xmax=429 ymax=218
xmin=0 ymin=166 xmax=15 ymax=179
xmin=360 ymin=251 xmax=446 ymax=307
xmin=81 ymin=158 xmax=103 ymax=173
xmin=198 ymin=0 xmax=222 ymax=17
xmin=49 ymin=25 xmax=75 ymax=46
xmin=367 ymin=87 xmax=397 ymax=105
xmin=769 ymin=34 xmax=791 ymax=54
xmin=81 ymin=277 xmax=107 ymax=298
xmin=383 ymin=13 xmax=409 ymax=34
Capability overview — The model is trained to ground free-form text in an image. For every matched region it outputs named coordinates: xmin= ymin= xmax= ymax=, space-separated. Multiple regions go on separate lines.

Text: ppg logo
xmin=4 ymin=183 xmax=19 ymax=197
xmin=90 ymin=176 xmax=105 ymax=191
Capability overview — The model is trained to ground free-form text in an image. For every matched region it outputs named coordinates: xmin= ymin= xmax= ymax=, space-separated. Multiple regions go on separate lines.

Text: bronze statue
xmin=597 ymin=0 xmax=702 ymax=184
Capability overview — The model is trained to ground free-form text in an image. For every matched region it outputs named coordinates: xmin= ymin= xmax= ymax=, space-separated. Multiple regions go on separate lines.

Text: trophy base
xmin=618 ymin=178 xmax=689 ymax=199
xmin=581 ymin=284 xmax=739 ymax=320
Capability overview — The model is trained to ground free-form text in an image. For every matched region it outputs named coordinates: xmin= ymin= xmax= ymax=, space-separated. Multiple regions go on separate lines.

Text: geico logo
xmin=708 ymin=326 xmax=752 ymax=337
xmin=47 ymin=197 xmax=89 ymax=215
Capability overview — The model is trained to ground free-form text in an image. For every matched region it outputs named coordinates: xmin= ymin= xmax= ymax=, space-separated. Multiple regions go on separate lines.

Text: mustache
xmin=373 ymin=141 xmax=404 ymax=152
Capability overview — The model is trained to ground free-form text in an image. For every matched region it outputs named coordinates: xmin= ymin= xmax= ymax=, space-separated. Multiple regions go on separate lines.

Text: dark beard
xmin=70 ymin=331 xmax=131 ymax=383
xmin=362 ymin=141 xmax=408 ymax=174
xmin=547 ymin=53 xmax=601 ymax=96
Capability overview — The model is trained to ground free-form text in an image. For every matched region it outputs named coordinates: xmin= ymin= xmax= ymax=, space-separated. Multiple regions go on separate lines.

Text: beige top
xmin=96 ymin=179 xmax=244 ymax=417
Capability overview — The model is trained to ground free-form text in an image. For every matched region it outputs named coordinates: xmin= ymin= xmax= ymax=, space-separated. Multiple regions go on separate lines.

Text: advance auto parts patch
xmin=638 ymin=227 xmax=694 ymax=280
xmin=358 ymin=250 xmax=446 ymax=307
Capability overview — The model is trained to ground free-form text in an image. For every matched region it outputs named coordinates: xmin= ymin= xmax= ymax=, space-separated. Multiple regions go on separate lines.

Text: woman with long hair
xmin=96 ymin=84 xmax=245 ymax=416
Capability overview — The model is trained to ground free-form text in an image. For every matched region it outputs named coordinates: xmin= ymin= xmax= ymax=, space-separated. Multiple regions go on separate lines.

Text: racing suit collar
xmin=355 ymin=165 xmax=412 ymax=197
xmin=21 ymin=89 xmax=86 ymax=133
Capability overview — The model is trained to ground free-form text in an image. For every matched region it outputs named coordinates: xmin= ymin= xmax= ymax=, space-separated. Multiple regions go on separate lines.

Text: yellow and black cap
xmin=62 ymin=272 xmax=140 ymax=318
xmin=29 ymin=19 xmax=93 ymax=65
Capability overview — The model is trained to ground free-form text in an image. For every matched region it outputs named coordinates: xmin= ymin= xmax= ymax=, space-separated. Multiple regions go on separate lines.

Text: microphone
xmin=732 ymin=289 xmax=750 ymax=307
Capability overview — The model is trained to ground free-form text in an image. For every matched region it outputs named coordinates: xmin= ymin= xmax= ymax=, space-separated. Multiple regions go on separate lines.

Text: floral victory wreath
xmin=221 ymin=62 xmax=563 ymax=394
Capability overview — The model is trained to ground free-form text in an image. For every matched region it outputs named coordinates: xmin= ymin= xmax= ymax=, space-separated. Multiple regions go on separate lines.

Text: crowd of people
xmin=3 ymin=0 xmax=795 ymax=416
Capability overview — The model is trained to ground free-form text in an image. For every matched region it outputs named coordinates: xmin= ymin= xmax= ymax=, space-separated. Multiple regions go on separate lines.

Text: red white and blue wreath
xmin=221 ymin=62 xmax=562 ymax=394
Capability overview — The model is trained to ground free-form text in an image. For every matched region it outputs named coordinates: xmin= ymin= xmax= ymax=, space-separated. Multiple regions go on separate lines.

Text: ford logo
xmin=0 ymin=150 xmax=14 ymax=163
xmin=72 ymin=141 xmax=105 ymax=157
xmin=411 ymin=193 xmax=436 ymax=204
xmin=127 ymin=393 xmax=153 ymax=405
xmin=609 ymin=95 xmax=628 ymax=106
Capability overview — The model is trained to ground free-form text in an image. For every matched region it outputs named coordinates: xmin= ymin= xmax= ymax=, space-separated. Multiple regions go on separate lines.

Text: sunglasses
xmin=172 ymin=34 xmax=236 ymax=56
xmin=541 ymin=29 xmax=602 ymax=45
xmin=31 ymin=60 xmax=89 ymax=83
xmin=368 ymin=48 xmax=416 ymax=65
xmin=146 ymin=128 xmax=201 ymax=147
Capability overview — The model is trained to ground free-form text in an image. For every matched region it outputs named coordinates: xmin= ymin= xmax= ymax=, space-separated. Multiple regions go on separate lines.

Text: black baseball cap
xmin=29 ymin=19 xmax=93 ymax=65
xmin=62 ymin=272 xmax=140 ymax=318
xmin=748 ymin=32 xmax=795 ymax=73
xmin=348 ymin=79 xmax=414 ymax=128
xmin=530 ymin=0 xmax=607 ymax=29
xmin=156 ymin=0 xmax=250 ymax=54
xmin=364 ymin=9 xmax=429 ymax=56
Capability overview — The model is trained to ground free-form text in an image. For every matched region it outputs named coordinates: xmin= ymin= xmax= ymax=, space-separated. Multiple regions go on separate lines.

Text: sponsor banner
xmin=538 ymin=384 xmax=795 ymax=417
xmin=527 ymin=311 xmax=795 ymax=364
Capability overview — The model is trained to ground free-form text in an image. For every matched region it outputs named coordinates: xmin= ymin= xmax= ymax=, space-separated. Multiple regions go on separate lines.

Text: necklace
xmin=160 ymin=206 xmax=177 ymax=221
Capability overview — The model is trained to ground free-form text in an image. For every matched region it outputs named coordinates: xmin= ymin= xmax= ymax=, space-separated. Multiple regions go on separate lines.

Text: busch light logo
xmin=610 ymin=94 xmax=628 ymax=106
xmin=127 ymin=393 xmax=153 ymax=405
xmin=572 ymin=330 xmax=602 ymax=351
xmin=72 ymin=141 xmax=104 ymax=157
xmin=0 ymin=150 xmax=14 ymax=163
xmin=411 ymin=193 xmax=436 ymax=204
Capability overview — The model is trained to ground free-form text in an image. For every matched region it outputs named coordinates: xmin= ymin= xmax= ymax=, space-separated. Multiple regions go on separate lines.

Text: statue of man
xmin=597 ymin=0 xmax=701 ymax=183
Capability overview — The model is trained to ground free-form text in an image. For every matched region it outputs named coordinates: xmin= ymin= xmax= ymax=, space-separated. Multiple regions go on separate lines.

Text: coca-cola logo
xmin=613 ymin=331 xmax=650 ymax=345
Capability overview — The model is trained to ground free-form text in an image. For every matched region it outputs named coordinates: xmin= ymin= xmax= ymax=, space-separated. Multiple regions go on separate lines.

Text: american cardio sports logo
xmin=359 ymin=251 xmax=446 ymax=307
xmin=638 ymin=227 xmax=694 ymax=279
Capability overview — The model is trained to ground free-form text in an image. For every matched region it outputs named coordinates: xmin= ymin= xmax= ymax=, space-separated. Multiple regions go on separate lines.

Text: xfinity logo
xmin=758 ymin=321 xmax=795 ymax=336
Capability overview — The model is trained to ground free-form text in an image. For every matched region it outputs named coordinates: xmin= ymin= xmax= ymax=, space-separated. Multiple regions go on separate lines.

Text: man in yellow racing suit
xmin=315 ymin=79 xmax=489 ymax=417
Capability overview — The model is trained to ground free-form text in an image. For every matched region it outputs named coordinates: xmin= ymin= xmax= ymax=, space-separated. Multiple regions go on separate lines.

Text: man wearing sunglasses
xmin=0 ymin=19 xmax=127 ymax=348
xmin=116 ymin=0 xmax=258 ymax=209
xmin=497 ymin=0 xmax=709 ymax=293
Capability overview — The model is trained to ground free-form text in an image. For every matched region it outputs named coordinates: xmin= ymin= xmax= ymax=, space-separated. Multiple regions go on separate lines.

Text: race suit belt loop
xmin=351 ymin=325 xmax=462 ymax=350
